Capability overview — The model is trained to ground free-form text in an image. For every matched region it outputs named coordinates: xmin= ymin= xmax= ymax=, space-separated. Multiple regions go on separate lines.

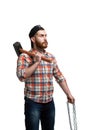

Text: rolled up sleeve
xmin=53 ymin=58 xmax=65 ymax=83
xmin=16 ymin=54 xmax=32 ymax=82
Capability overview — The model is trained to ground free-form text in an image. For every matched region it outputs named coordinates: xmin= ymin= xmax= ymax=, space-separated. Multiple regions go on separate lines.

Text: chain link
xmin=67 ymin=102 xmax=78 ymax=130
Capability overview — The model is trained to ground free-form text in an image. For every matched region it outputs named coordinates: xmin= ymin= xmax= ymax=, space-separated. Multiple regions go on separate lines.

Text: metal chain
xmin=73 ymin=103 xmax=77 ymax=130
xmin=67 ymin=102 xmax=78 ymax=130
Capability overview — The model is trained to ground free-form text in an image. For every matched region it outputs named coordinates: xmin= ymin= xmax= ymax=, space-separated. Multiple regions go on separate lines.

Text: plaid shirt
xmin=16 ymin=49 xmax=65 ymax=103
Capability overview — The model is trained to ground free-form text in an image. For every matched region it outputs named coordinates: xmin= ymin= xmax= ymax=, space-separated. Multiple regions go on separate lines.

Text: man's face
xmin=34 ymin=30 xmax=48 ymax=49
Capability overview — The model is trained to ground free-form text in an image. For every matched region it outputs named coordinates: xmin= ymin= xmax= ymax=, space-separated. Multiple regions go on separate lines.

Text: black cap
xmin=29 ymin=25 xmax=44 ymax=38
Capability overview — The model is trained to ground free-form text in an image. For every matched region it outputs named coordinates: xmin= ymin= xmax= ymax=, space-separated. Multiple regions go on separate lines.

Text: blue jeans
xmin=24 ymin=97 xmax=55 ymax=130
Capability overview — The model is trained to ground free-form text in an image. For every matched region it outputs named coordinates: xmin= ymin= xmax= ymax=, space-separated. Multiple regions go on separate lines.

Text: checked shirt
xmin=16 ymin=49 xmax=65 ymax=103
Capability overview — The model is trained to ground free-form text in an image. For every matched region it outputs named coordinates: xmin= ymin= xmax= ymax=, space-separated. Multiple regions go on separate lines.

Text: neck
xmin=34 ymin=46 xmax=45 ymax=54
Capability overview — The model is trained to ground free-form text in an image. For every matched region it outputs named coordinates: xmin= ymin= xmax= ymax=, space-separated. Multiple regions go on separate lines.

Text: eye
xmin=40 ymin=34 xmax=44 ymax=37
xmin=41 ymin=34 xmax=47 ymax=37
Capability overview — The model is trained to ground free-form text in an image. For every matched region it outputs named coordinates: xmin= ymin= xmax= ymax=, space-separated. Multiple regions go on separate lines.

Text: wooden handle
xmin=19 ymin=48 xmax=52 ymax=63
xmin=20 ymin=48 xmax=35 ymax=56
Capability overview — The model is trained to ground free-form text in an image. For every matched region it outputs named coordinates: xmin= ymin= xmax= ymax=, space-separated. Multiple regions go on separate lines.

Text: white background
xmin=0 ymin=0 xmax=87 ymax=130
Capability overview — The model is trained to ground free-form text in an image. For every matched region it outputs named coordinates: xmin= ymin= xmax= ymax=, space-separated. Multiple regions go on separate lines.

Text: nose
xmin=44 ymin=36 xmax=47 ymax=41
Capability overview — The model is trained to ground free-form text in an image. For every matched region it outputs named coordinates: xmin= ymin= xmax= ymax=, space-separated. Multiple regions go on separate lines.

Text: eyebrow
xmin=36 ymin=33 xmax=47 ymax=36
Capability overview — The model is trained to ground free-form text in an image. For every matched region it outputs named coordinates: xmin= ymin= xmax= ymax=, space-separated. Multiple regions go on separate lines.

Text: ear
xmin=31 ymin=37 xmax=35 ymax=43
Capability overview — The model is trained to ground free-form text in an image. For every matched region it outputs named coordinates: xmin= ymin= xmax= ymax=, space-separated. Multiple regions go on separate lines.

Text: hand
xmin=34 ymin=53 xmax=42 ymax=63
xmin=67 ymin=94 xmax=75 ymax=104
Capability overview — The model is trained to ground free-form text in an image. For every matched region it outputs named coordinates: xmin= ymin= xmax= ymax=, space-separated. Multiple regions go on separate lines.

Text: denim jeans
xmin=24 ymin=97 xmax=55 ymax=130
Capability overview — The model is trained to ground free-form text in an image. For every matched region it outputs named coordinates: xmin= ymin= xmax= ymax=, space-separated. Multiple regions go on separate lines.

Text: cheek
xmin=36 ymin=38 xmax=43 ymax=45
xmin=38 ymin=38 xmax=43 ymax=43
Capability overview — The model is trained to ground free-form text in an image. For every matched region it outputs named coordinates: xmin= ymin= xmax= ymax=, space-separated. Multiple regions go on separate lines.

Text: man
xmin=16 ymin=25 xmax=75 ymax=130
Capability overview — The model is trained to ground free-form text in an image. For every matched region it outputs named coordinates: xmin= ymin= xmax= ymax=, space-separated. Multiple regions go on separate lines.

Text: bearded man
xmin=16 ymin=25 xmax=75 ymax=130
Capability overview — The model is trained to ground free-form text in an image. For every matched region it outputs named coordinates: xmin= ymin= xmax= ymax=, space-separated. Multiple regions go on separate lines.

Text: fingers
xmin=67 ymin=96 xmax=75 ymax=104
xmin=34 ymin=54 xmax=41 ymax=62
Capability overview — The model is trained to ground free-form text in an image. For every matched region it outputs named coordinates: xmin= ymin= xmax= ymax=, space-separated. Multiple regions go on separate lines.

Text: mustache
xmin=42 ymin=41 xmax=48 ymax=45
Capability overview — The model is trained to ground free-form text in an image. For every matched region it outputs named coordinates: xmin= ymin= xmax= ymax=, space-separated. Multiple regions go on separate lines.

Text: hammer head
xmin=13 ymin=42 xmax=23 ymax=56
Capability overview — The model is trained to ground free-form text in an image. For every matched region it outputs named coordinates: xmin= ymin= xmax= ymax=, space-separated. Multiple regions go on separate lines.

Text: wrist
xmin=35 ymin=61 xmax=40 ymax=65
xmin=66 ymin=92 xmax=71 ymax=97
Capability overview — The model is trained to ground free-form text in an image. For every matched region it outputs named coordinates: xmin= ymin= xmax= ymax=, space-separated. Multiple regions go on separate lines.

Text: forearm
xmin=59 ymin=80 xmax=72 ymax=97
xmin=24 ymin=61 xmax=40 ymax=78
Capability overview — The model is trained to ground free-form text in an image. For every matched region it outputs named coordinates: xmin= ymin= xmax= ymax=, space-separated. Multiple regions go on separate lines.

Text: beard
xmin=36 ymin=41 xmax=48 ymax=49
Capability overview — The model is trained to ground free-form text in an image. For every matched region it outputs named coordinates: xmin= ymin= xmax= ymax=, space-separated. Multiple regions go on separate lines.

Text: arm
xmin=53 ymin=58 xmax=75 ymax=104
xmin=58 ymin=80 xmax=75 ymax=104
xmin=16 ymin=53 xmax=41 ymax=81
xmin=24 ymin=53 xmax=42 ymax=78
xmin=24 ymin=61 xmax=40 ymax=78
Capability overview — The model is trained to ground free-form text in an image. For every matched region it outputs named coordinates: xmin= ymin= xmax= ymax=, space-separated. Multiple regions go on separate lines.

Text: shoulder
xmin=18 ymin=53 xmax=29 ymax=59
xmin=46 ymin=51 xmax=55 ymax=58
xmin=19 ymin=49 xmax=32 ymax=58
xmin=17 ymin=51 xmax=32 ymax=63
xmin=46 ymin=51 xmax=58 ymax=64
